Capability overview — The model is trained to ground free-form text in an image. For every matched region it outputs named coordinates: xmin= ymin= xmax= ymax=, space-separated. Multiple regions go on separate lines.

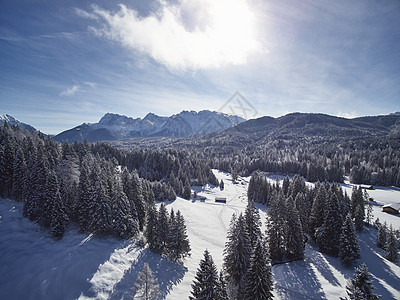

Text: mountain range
xmin=0 ymin=114 xmax=37 ymax=132
xmin=53 ymin=110 xmax=245 ymax=143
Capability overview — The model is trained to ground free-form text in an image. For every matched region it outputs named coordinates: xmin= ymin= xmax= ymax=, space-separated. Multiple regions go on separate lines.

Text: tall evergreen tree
xmin=157 ymin=203 xmax=169 ymax=253
xmin=285 ymin=196 xmax=305 ymax=260
xmin=12 ymin=148 xmax=26 ymax=202
xmin=190 ymin=249 xmax=220 ymax=300
xmin=74 ymin=160 xmax=91 ymax=230
xmin=144 ymin=203 xmax=159 ymax=251
xmin=376 ymin=221 xmax=387 ymax=249
xmin=339 ymin=214 xmax=360 ymax=267
xmin=316 ymin=193 xmax=342 ymax=256
xmin=244 ymin=239 xmax=274 ymax=299
xmin=223 ymin=213 xmax=251 ymax=300
xmin=50 ymin=190 xmax=69 ymax=238
xmin=309 ymin=185 xmax=327 ymax=238
xmin=183 ymin=177 xmax=191 ymax=200
xmin=134 ymin=263 xmax=160 ymax=300
xmin=346 ymin=263 xmax=379 ymax=300
xmin=266 ymin=191 xmax=287 ymax=262
xmin=216 ymin=271 xmax=229 ymax=300
xmin=244 ymin=201 xmax=262 ymax=249
xmin=385 ymin=225 xmax=399 ymax=262
xmin=351 ymin=186 xmax=365 ymax=232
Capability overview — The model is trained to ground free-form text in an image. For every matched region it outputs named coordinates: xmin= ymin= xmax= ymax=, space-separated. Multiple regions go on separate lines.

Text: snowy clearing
xmin=1 ymin=170 xmax=399 ymax=299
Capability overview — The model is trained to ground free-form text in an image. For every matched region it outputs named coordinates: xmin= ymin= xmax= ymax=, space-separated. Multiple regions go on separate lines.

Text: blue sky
xmin=1 ymin=0 xmax=399 ymax=134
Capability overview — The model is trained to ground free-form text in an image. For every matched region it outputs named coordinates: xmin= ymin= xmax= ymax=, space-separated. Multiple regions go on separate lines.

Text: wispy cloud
xmin=78 ymin=0 xmax=262 ymax=71
xmin=60 ymin=84 xmax=80 ymax=97
xmin=83 ymin=81 xmax=97 ymax=88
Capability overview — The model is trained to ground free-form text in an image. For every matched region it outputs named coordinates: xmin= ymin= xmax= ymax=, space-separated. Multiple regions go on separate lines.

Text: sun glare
xmin=208 ymin=0 xmax=259 ymax=61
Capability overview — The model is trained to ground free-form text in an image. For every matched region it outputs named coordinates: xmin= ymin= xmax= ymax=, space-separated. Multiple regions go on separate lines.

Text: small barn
xmin=382 ymin=203 xmax=400 ymax=214
xmin=215 ymin=197 xmax=227 ymax=203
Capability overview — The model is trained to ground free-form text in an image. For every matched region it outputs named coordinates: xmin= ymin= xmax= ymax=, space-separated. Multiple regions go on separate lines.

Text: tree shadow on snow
xmin=110 ymin=248 xmax=187 ymax=300
xmin=356 ymin=227 xmax=400 ymax=299
xmin=273 ymin=259 xmax=326 ymax=300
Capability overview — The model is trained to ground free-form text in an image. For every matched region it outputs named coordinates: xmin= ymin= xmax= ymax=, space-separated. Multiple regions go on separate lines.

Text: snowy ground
xmin=1 ymin=170 xmax=399 ymax=299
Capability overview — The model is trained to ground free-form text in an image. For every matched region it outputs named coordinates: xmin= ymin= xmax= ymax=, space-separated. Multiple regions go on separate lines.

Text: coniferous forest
xmin=0 ymin=121 xmax=213 ymax=253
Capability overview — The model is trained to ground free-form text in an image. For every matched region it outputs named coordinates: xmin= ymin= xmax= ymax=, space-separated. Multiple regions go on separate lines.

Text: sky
xmin=0 ymin=0 xmax=399 ymax=134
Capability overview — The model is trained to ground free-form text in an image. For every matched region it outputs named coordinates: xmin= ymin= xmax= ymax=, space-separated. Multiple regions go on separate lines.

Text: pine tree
xmin=316 ymin=193 xmax=342 ymax=256
xmin=145 ymin=203 xmax=159 ymax=251
xmin=134 ymin=263 xmax=160 ymax=300
xmin=266 ymin=191 xmax=287 ymax=262
xmin=190 ymin=249 xmax=220 ymax=300
xmin=183 ymin=177 xmax=191 ymax=200
xmin=351 ymin=186 xmax=365 ymax=232
xmin=244 ymin=239 xmax=274 ymax=299
xmin=244 ymin=201 xmax=262 ymax=249
xmin=366 ymin=202 xmax=373 ymax=227
xmin=285 ymin=196 xmax=305 ymax=260
xmin=295 ymin=192 xmax=311 ymax=235
xmin=50 ymin=190 xmax=69 ymax=238
xmin=309 ymin=185 xmax=327 ymax=238
xmin=376 ymin=221 xmax=387 ymax=249
xmin=385 ymin=225 xmax=399 ymax=262
xmin=174 ymin=210 xmax=191 ymax=260
xmin=157 ymin=203 xmax=169 ymax=253
xmin=223 ymin=213 xmax=251 ymax=300
xmin=216 ymin=271 xmax=228 ymax=300
xmin=339 ymin=214 xmax=360 ymax=267
xmin=12 ymin=148 xmax=26 ymax=202
xmin=74 ymin=160 xmax=91 ymax=230
xmin=346 ymin=263 xmax=379 ymax=300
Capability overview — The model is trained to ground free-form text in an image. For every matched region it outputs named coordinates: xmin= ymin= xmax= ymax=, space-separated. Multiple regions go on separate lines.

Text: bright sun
xmin=208 ymin=0 xmax=259 ymax=61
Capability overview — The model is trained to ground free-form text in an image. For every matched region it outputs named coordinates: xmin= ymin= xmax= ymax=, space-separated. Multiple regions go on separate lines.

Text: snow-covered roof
xmin=382 ymin=203 xmax=400 ymax=211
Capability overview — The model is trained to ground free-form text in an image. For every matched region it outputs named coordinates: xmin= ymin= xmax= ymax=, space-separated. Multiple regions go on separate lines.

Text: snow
xmin=1 ymin=171 xmax=399 ymax=299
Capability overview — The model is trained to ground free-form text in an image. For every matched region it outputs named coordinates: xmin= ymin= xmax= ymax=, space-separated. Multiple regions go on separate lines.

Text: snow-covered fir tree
xmin=244 ymin=239 xmax=274 ymax=299
xmin=266 ymin=190 xmax=287 ymax=262
xmin=309 ymin=185 xmax=327 ymax=238
xmin=50 ymin=190 xmax=69 ymax=238
xmin=144 ymin=203 xmax=159 ymax=251
xmin=134 ymin=263 xmax=160 ymax=300
xmin=285 ymin=196 xmax=305 ymax=260
xmin=385 ymin=225 xmax=399 ymax=262
xmin=376 ymin=220 xmax=387 ymax=249
xmin=223 ymin=213 xmax=251 ymax=300
xmin=190 ymin=249 xmax=220 ymax=300
xmin=351 ymin=186 xmax=365 ymax=232
xmin=316 ymin=193 xmax=342 ymax=256
xmin=346 ymin=263 xmax=379 ymax=300
xmin=244 ymin=201 xmax=262 ymax=249
xmin=11 ymin=148 xmax=26 ymax=202
xmin=216 ymin=271 xmax=229 ymax=300
xmin=339 ymin=214 xmax=360 ymax=267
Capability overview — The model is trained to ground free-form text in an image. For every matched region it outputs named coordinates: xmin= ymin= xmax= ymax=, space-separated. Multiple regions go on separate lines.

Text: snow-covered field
xmin=1 ymin=170 xmax=399 ymax=299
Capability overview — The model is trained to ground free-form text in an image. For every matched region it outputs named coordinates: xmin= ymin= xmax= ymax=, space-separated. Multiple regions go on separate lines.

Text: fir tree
xmin=157 ymin=203 xmax=169 ymax=253
xmin=223 ymin=213 xmax=251 ymax=300
xmin=134 ymin=263 xmax=160 ymax=300
xmin=295 ymin=192 xmax=311 ymax=235
xmin=74 ymin=160 xmax=91 ymax=230
xmin=190 ymin=249 xmax=219 ymax=300
xmin=351 ymin=186 xmax=365 ymax=232
xmin=220 ymin=179 xmax=224 ymax=190
xmin=376 ymin=221 xmax=387 ymax=249
xmin=183 ymin=177 xmax=191 ymax=200
xmin=12 ymin=148 xmax=26 ymax=202
xmin=244 ymin=239 xmax=274 ymax=299
xmin=285 ymin=196 xmax=305 ymax=260
xmin=339 ymin=214 xmax=360 ymax=267
xmin=346 ymin=263 xmax=379 ymax=300
xmin=144 ymin=203 xmax=159 ymax=251
xmin=216 ymin=271 xmax=229 ymax=300
xmin=316 ymin=193 xmax=342 ymax=256
xmin=309 ymin=185 xmax=327 ymax=238
xmin=50 ymin=190 xmax=69 ymax=238
xmin=266 ymin=191 xmax=287 ymax=262
xmin=385 ymin=225 xmax=399 ymax=262
xmin=244 ymin=201 xmax=262 ymax=249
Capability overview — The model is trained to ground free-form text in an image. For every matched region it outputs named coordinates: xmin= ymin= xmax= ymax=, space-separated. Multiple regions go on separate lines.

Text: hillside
xmin=1 ymin=170 xmax=399 ymax=299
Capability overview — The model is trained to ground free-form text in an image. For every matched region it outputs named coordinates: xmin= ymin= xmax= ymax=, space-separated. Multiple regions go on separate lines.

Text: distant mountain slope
xmin=0 ymin=114 xmax=37 ymax=132
xmin=54 ymin=110 xmax=245 ymax=143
